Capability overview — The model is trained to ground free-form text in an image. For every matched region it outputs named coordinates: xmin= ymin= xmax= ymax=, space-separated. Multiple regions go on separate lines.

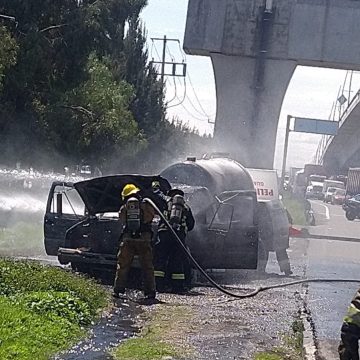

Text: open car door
xmin=188 ymin=190 xmax=258 ymax=269
xmin=44 ymin=182 xmax=87 ymax=256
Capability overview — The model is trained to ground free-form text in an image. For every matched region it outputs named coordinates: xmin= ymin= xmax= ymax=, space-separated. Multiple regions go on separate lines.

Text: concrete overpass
xmin=184 ymin=0 xmax=360 ymax=168
xmin=322 ymin=91 xmax=360 ymax=173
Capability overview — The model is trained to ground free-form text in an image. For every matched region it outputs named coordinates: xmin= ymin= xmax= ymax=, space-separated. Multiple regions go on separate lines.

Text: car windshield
xmin=328 ymin=188 xmax=337 ymax=193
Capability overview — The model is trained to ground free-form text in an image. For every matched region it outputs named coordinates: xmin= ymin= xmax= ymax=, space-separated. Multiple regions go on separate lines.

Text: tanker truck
xmin=160 ymin=155 xmax=259 ymax=269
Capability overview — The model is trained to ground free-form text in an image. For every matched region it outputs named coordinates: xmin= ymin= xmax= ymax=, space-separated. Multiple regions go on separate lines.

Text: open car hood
xmin=74 ymin=175 xmax=171 ymax=215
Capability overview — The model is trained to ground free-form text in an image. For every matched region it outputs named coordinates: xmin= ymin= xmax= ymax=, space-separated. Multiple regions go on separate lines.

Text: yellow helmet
xmin=121 ymin=184 xmax=140 ymax=200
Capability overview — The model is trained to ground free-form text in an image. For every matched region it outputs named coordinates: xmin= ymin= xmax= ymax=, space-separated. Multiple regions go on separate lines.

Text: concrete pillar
xmin=211 ymin=54 xmax=296 ymax=169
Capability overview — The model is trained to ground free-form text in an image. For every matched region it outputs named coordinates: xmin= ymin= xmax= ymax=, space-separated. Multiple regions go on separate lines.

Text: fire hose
xmin=145 ymin=198 xmax=360 ymax=299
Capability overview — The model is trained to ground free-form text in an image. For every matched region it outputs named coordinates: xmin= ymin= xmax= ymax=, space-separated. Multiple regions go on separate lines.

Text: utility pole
xmin=150 ymin=35 xmax=187 ymax=83
xmin=160 ymin=35 xmax=167 ymax=84
xmin=281 ymin=115 xmax=292 ymax=187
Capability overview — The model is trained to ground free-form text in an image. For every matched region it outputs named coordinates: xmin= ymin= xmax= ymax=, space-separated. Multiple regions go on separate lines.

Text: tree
xmin=0 ymin=0 xmax=210 ymax=172
xmin=0 ymin=25 xmax=17 ymax=91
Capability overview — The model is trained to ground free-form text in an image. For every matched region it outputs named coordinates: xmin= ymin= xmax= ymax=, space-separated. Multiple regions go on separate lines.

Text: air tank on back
xmin=160 ymin=154 xmax=259 ymax=270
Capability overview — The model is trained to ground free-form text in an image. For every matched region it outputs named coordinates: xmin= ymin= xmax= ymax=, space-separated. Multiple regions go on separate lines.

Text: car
xmin=330 ymin=188 xmax=346 ymax=205
xmin=343 ymin=194 xmax=360 ymax=221
xmin=323 ymin=186 xmax=340 ymax=203
xmin=305 ymin=184 xmax=324 ymax=200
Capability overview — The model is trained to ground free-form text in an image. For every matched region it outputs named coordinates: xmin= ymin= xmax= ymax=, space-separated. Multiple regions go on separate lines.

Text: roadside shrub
xmin=16 ymin=291 xmax=93 ymax=326
xmin=0 ymin=258 xmax=107 ymax=314
xmin=0 ymin=296 xmax=83 ymax=360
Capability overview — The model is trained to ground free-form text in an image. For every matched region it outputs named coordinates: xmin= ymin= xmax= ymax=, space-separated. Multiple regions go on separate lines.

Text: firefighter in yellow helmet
xmin=339 ymin=288 xmax=360 ymax=359
xmin=113 ymin=183 xmax=156 ymax=300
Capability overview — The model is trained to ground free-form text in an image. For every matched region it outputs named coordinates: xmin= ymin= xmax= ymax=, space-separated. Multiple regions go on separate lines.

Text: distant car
xmin=343 ymin=194 xmax=360 ymax=221
xmin=305 ymin=184 xmax=324 ymax=200
xmin=330 ymin=189 xmax=346 ymax=205
xmin=323 ymin=187 xmax=339 ymax=203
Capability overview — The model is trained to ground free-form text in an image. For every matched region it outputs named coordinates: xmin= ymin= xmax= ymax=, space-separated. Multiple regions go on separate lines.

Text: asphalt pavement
xmin=305 ymin=200 xmax=360 ymax=360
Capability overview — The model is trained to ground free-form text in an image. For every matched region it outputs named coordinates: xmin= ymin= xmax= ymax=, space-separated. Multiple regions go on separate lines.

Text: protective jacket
xmin=344 ymin=289 xmax=360 ymax=327
xmin=154 ymin=196 xmax=195 ymax=291
xmin=339 ymin=288 xmax=360 ymax=360
xmin=113 ymin=197 xmax=156 ymax=297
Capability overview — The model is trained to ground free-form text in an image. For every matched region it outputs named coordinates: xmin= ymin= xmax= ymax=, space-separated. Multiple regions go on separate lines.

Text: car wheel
xmin=346 ymin=211 xmax=356 ymax=221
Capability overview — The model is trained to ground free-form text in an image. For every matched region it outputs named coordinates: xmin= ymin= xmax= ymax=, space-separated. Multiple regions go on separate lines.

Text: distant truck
xmin=346 ymin=168 xmax=360 ymax=197
xmin=293 ymin=164 xmax=327 ymax=197
xmin=304 ymin=164 xmax=327 ymax=181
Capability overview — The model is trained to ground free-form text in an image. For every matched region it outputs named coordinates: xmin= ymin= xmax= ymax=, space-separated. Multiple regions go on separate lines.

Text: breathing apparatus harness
xmin=168 ymin=194 xmax=186 ymax=231
xmin=124 ymin=196 xmax=151 ymax=238
xmin=144 ymin=197 xmax=360 ymax=299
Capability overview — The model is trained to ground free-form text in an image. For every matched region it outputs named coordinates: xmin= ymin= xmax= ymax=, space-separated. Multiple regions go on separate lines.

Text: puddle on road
xmin=54 ymin=298 xmax=141 ymax=360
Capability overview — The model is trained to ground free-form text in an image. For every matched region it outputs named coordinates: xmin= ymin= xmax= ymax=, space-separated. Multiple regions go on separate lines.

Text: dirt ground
xmin=134 ymin=238 xmax=309 ymax=360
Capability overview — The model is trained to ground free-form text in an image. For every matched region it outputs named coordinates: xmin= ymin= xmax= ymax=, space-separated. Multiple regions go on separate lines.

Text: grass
xmin=113 ymin=305 xmax=194 ymax=360
xmin=254 ymin=319 xmax=304 ymax=360
xmin=0 ymin=296 xmax=83 ymax=360
xmin=0 ymin=258 xmax=108 ymax=360
xmin=281 ymin=191 xmax=306 ymax=226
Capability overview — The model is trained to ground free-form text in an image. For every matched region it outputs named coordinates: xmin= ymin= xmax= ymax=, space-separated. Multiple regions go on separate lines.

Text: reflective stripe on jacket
xmin=344 ymin=289 xmax=360 ymax=327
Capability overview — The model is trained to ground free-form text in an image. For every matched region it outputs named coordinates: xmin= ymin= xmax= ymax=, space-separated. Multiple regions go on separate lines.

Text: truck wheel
xmin=346 ymin=211 xmax=356 ymax=221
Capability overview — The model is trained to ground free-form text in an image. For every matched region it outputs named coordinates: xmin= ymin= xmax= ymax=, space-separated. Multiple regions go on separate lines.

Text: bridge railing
xmin=319 ymin=89 xmax=360 ymax=164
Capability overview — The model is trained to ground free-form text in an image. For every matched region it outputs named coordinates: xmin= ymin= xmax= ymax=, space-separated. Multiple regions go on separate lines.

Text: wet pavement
xmin=53 ymin=295 xmax=141 ymax=360
xmin=305 ymin=200 xmax=360 ymax=360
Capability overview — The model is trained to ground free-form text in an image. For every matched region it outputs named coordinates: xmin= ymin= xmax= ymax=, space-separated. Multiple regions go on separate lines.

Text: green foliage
xmin=254 ymin=354 xmax=283 ymax=360
xmin=281 ymin=191 xmax=306 ymax=226
xmin=113 ymin=337 xmax=177 ymax=360
xmin=0 ymin=0 xmax=210 ymax=171
xmin=18 ymin=291 xmax=92 ymax=326
xmin=0 ymin=258 xmax=107 ymax=314
xmin=0 ymin=25 xmax=18 ymax=90
xmin=0 ymin=258 xmax=108 ymax=359
xmin=0 ymin=296 xmax=83 ymax=360
xmin=41 ymin=53 xmax=146 ymax=163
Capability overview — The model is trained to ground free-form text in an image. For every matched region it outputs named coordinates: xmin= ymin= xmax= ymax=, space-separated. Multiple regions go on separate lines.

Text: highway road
xmin=306 ymin=200 xmax=360 ymax=360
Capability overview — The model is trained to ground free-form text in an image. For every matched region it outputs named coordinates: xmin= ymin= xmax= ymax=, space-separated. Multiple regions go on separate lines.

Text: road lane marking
xmin=311 ymin=201 xmax=330 ymax=220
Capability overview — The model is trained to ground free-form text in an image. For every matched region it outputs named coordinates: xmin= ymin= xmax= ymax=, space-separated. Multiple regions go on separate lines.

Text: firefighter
xmin=154 ymin=189 xmax=195 ymax=293
xmin=257 ymin=202 xmax=292 ymax=276
xmin=151 ymin=180 xmax=167 ymax=212
xmin=113 ymin=183 xmax=156 ymax=300
xmin=338 ymin=288 xmax=360 ymax=360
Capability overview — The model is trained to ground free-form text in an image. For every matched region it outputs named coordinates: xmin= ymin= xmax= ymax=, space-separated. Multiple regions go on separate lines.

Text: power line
xmin=167 ymin=44 xmax=214 ymax=120
xmin=167 ymin=78 xmax=187 ymax=109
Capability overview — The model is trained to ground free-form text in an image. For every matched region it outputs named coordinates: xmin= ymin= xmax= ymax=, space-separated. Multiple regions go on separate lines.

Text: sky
xmin=141 ymin=0 xmax=360 ymax=171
